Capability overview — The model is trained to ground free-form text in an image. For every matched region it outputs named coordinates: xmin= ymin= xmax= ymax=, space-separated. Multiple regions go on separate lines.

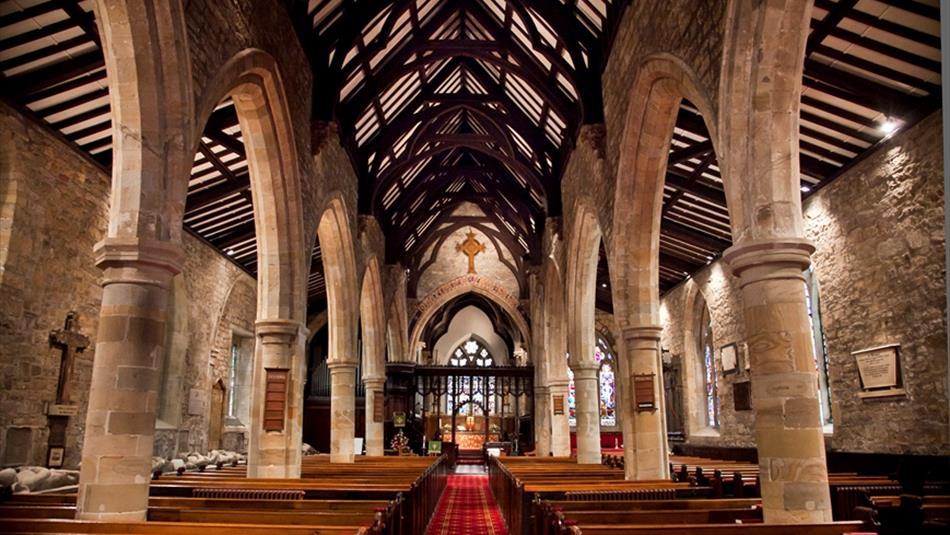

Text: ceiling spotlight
xmin=706 ymin=255 xmax=713 ymax=261
xmin=601 ymin=283 xmax=608 ymax=288
xmin=226 ymin=249 xmax=235 ymax=256
xmin=880 ymin=118 xmax=899 ymax=135
xmin=801 ymin=185 xmax=811 ymax=193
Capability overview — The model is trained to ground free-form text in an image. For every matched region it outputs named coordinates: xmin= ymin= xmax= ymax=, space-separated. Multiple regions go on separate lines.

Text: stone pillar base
xmin=364 ymin=377 xmax=385 ymax=457
xmin=76 ymin=239 xmax=182 ymax=521
xmin=329 ymin=362 xmax=357 ymax=463
xmin=724 ymin=239 xmax=832 ymax=523
xmin=572 ymin=365 xmax=601 ymax=464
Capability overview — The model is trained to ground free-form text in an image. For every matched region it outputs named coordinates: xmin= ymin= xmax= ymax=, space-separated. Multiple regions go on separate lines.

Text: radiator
xmin=193 ymin=488 xmax=305 ymax=500
xmin=564 ymin=488 xmax=677 ymax=501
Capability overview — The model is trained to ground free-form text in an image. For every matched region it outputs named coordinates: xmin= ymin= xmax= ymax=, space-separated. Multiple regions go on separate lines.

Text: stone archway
xmin=359 ymin=257 xmax=386 ymax=456
xmin=194 ymin=49 xmax=309 ymax=479
xmin=408 ymin=274 xmax=530 ymax=360
xmin=608 ymin=53 xmax=722 ymax=481
xmin=542 ymin=260 xmax=571 ymax=456
xmin=77 ymin=0 xmax=194 ymax=521
xmin=564 ymin=201 xmax=603 ymax=464
xmin=316 ymin=196 xmax=360 ymax=463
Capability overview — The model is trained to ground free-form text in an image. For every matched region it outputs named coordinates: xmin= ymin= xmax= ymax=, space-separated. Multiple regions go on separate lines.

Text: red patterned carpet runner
xmin=426 ymin=475 xmax=508 ymax=535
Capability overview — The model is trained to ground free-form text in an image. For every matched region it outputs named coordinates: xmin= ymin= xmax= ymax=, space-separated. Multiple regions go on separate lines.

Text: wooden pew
xmin=555 ymin=521 xmax=867 ymax=535
xmin=0 ymin=455 xmax=450 ymax=535
xmin=0 ymin=518 xmax=360 ymax=535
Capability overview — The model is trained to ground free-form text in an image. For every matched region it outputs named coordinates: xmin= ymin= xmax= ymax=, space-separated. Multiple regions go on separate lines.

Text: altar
xmin=455 ymin=431 xmax=499 ymax=450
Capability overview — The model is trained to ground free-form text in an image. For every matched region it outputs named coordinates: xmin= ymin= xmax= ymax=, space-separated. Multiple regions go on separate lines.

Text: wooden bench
xmin=0 ymin=455 xmax=450 ymax=535
xmin=0 ymin=518 xmax=360 ymax=535
xmin=556 ymin=521 xmax=867 ymax=535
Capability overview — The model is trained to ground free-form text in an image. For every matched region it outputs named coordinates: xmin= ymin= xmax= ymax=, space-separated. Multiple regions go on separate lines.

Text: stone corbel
xmin=722 ymin=238 xmax=815 ymax=287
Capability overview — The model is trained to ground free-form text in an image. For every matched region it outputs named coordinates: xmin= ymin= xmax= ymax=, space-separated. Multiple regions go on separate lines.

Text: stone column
xmin=364 ymin=377 xmax=385 ymax=456
xmin=572 ymin=363 xmax=601 ymax=464
xmin=724 ymin=239 xmax=832 ymax=523
xmin=549 ymin=381 xmax=572 ymax=456
xmin=247 ymin=319 xmax=304 ymax=478
xmin=620 ymin=326 xmax=669 ymax=480
xmin=533 ymin=385 xmax=551 ymax=456
xmin=76 ymin=238 xmax=183 ymax=521
xmin=329 ymin=362 xmax=357 ymax=463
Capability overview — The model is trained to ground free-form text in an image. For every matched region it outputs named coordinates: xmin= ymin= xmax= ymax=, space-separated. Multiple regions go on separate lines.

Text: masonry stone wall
xmin=415 ymin=203 xmax=521 ymax=300
xmin=0 ymin=101 xmax=258 ymax=467
xmin=659 ymin=112 xmax=949 ymax=455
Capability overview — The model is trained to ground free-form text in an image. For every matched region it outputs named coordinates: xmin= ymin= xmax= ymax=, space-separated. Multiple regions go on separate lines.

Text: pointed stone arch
xmin=564 ymin=200 xmax=603 ymax=464
xmin=192 ymin=48 xmax=309 ymax=478
xmin=542 ymin=259 xmax=571 ymax=456
xmin=316 ymin=195 xmax=360 ymax=462
xmin=359 ymin=256 xmax=386 ymax=455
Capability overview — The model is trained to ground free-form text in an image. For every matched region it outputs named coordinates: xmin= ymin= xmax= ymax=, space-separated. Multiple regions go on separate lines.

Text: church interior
xmin=0 ymin=0 xmax=948 ymax=533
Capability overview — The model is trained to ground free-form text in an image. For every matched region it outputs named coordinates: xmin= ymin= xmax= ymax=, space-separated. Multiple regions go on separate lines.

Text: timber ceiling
xmin=0 ymin=0 xmax=942 ymax=314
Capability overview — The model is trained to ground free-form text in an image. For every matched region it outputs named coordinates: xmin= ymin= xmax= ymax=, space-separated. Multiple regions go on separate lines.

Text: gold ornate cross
xmin=456 ymin=230 xmax=486 ymax=274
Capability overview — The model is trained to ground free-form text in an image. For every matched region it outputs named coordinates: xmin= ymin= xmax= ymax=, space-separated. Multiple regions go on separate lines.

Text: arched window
xmin=596 ymin=338 xmax=617 ymax=427
xmin=447 ymin=337 xmax=495 ymax=415
xmin=804 ymin=267 xmax=833 ymax=427
xmin=698 ymin=304 xmax=720 ymax=429
xmin=566 ymin=336 xmax=617 ymax=427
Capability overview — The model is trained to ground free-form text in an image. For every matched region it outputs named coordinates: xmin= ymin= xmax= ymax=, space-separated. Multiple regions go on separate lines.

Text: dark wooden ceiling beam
xmin=805 ymin=0 xmax=859 ymax=57
xmin=5 ymin=51 xmax=104 ymax=99
xmin=661 ymin=219 xmax=731 ymax=251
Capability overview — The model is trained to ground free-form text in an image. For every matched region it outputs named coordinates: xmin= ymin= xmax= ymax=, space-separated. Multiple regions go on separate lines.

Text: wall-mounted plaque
xmin=852 ymin=344 xmax=905 ymax=399
xmin=552 ymin=395 xmax=565 ymax=416
xmin=733 ymin=381 xmax=752 ymax=411
xmin=47 ymin=446 xmax=64 ymax=468
xmin=633 ymin=374 xmax=656 ymax=411
xmin=263 ymin=368 xmax=288 ymax=432
xmin=393 ymin=412 xmax=406 ymax=428
xmin=720 ymin=343 xmax=738 ymax=374
xmin=373 ymin=392 xmax=385 ymax=423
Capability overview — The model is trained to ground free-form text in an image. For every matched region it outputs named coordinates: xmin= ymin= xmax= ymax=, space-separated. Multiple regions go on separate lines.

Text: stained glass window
xmin=567 ymin=336 xmax=617 ymax=427
xmin=698 ymin=304 xmax=720 ymax=428
xmin=567 ymin=364 xmax=576 ymax=426
xmin=596 ymin=338 xmax=617 ymax=426
xmin=447 ymin=338 xmax=495 ymax=415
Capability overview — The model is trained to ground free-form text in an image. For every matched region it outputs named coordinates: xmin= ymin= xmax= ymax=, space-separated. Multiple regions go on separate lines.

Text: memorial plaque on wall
xmin=373 ymin=392 xmax=385 ymax=423
xmin=733 ymin=381 xmax=752 ymax=411
xmin=552 ymin=394 xmax=565 ymax=415
xmin=633 ymin=374 xmax=656 ymax=411
xmin=852 ymin=344 xmax=904 ymax=398
xmin=263 ymin=369 xmax=288 ymax=432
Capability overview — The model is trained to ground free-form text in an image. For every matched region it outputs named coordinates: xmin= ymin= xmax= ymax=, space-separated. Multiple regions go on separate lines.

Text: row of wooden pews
xmin=488 ymin=456 xmax=874 ymax=535
xmin=0 ymin=454 xmax=449 ymax=535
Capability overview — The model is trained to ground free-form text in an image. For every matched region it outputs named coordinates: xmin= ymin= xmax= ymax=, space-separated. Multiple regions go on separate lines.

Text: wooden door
xmin=663 ymin=356 xmax=685 ymax=439
xmin=209 ymin=380 xmax=226 ymax=449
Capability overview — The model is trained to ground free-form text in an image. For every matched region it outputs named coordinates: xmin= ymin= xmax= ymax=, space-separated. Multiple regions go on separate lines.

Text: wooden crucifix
xmin=455 ymin=230 xmax=486 ymax=274
xmin=50 ymin=311 xmax=89 ymax=405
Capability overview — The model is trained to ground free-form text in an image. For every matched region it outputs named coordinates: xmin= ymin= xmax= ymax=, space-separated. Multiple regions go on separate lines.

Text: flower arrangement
xmin=390 ymin=431 xmax=409 ymax=453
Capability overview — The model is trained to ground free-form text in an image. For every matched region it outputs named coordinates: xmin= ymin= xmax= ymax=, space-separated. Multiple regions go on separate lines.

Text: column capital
xmin=534 ymin=385 xmax=551 ymax=395
xmin=94 ymin=237 xmax=184 ymax=287
xmin=723 ymin=238 xmax=814 ymax=287
xmin=621 ymin=325 xmax=662 ymax=342
xmin=255 ymin=319 xmax=301 ymax=344
xmin=571 ymin=363 xmax=599 ymax=379
xmin=327 ymin=361 xmax=359 ymax=372
xmin=363 ymin=377 xmax=386 ymax=388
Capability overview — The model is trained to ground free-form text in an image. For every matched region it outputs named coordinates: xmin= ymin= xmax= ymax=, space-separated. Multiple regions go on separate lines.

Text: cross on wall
xmin=456 ymin=230 xmax=486 ymax=275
